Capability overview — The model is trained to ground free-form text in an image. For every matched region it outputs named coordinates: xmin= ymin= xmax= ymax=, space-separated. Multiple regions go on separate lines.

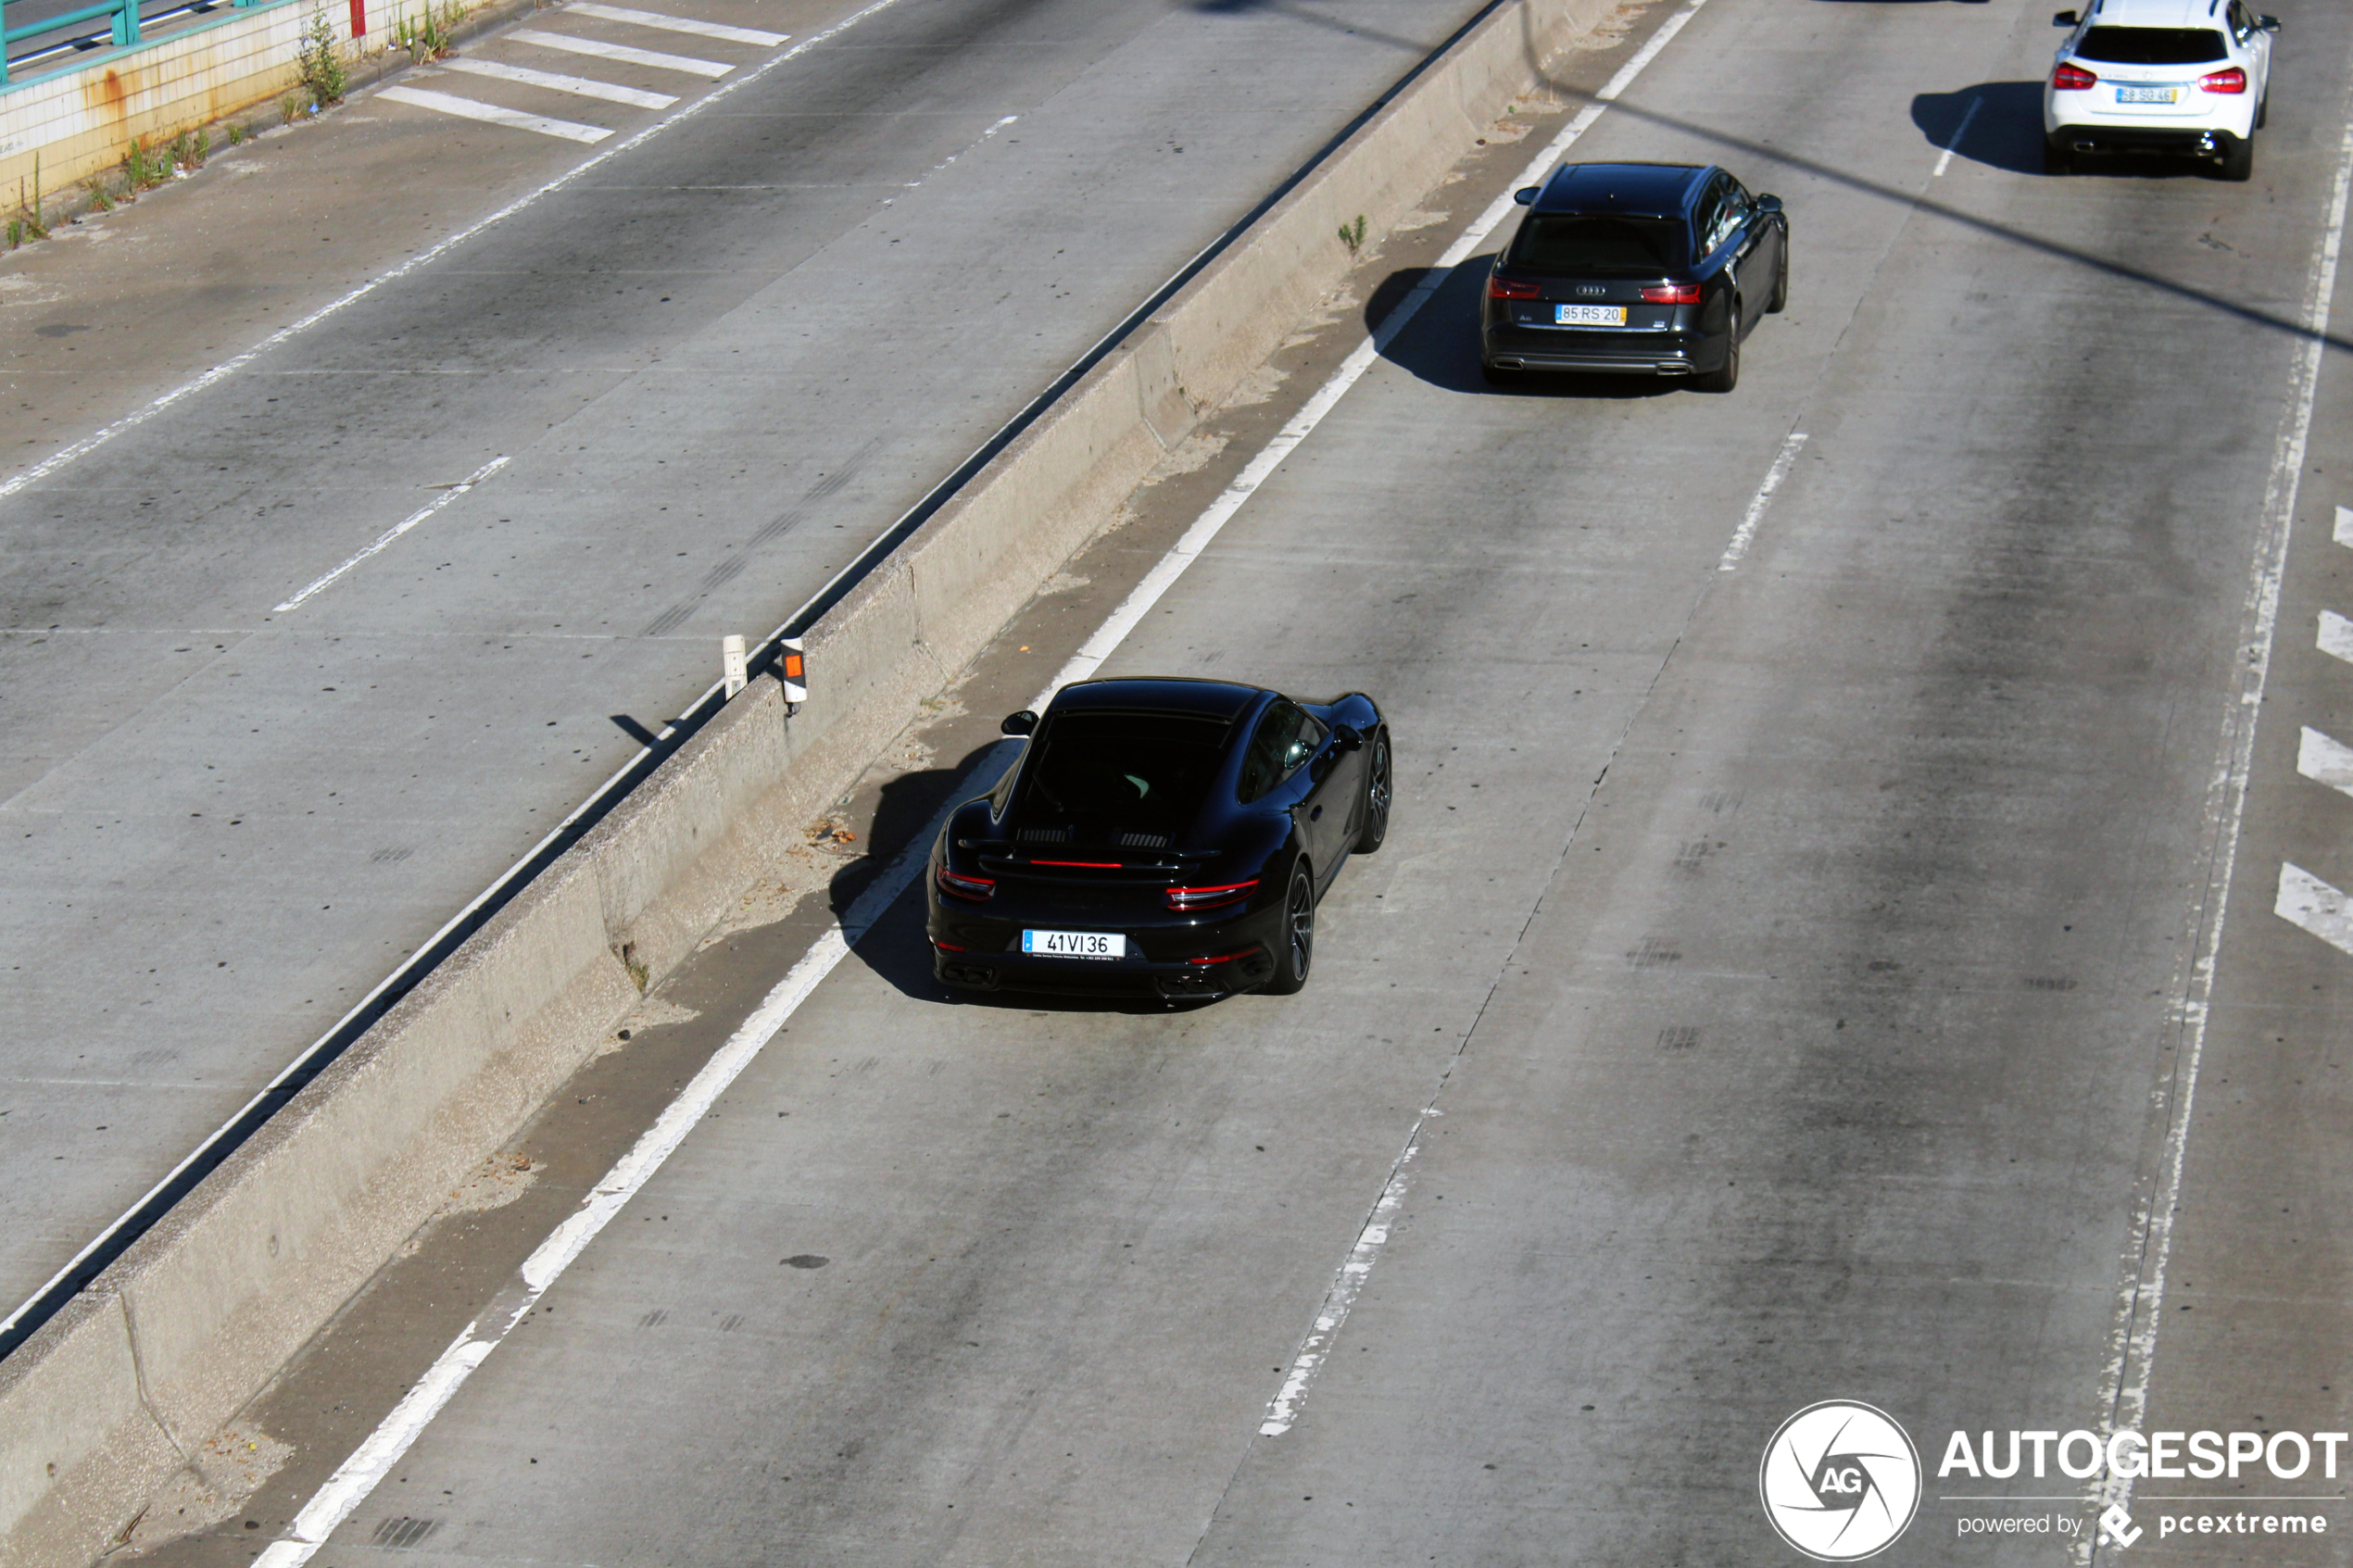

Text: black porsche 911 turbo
xmin=1479 ymin=161 xmax=1787 ymax=392
xmin=926 ymin=678 xmax=1390 ymax=999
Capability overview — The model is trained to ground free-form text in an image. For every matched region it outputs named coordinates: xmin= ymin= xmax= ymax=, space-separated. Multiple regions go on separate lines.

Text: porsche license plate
xmin=1023 ymin=929 xmax=1126 ymax=960
xmin=1555 ymin=303 xmax=1628 ymax=325
xmin=2116 ymin=85 xmax=2177 ymax=104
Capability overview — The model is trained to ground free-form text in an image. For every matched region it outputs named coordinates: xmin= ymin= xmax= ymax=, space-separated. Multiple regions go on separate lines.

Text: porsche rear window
xmin=2075 ymin=26 xmax=2227 ymax=64
xmin=1017 ymin=712 xmax=1228 ymax=836
xmin=1508 ymin=215 xmax=1688 ymax=277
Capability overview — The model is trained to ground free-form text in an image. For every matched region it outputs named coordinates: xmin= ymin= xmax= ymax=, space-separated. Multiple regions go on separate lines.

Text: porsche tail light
xmin=1641 ymin=282 xmax=1702 ymax=304
xmin=936 ymin=868 xmax=995 ymax=901
xmin=1488 ymin=275 xmax=1541 ymax=300
xmin=2198 ymin=66 xmax=2246 ymax=94
xmin=1166 ymin=880 xmax=1257 ymax=912
xmin=2052 ymin=61 xmax=2097 ymax=92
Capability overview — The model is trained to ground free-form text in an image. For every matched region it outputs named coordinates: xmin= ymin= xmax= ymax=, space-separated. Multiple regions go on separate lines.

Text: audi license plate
xmin=2116 ymin=85 xmax=2177 ymax=104
xmin=1023 ymin=928 xmax=1126 ymax=960
xmin=1555 ymin=303 xmax=1628 ymax=325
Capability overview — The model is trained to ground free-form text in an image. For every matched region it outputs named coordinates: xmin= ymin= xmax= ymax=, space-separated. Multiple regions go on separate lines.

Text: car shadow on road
xmin=1366 ymin=259 xmax=1677 ymax=400
xmin=831 ymin=744 xmax=1225 ymax=1013
xmin=1916 ymin=82 xmax=2230 ymax=178
xmin=1914 ymin=82 xmax=2045 ymax=174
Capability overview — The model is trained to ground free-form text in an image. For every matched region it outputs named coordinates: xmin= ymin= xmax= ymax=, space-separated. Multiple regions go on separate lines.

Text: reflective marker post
xmin=721 ymin=634 xmax=748 ymax=699
xmin=779 ymin=636 xmax=806 ymax=714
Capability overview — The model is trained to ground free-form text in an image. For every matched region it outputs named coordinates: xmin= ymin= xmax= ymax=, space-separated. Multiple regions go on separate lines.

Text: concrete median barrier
xmin=0 ymin=0 xmax=1617 ymax=1560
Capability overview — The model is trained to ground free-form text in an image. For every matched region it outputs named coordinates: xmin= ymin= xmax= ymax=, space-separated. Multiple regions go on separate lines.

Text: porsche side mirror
xmin=1000 ymin=710 xmax=1037 ymax=736
xmin=1334 ymin=725 xmax=1365 ymax=752
xmin=2052 ymin=8 xmax=2076 ymax=23
xmin=1514 ymin=185 xmax=1541 ymax=206
xmin=2259 ymin=13 xmax=2280 ymax=29
xmin=1756 ymin=193 xmax=1784 ymax=214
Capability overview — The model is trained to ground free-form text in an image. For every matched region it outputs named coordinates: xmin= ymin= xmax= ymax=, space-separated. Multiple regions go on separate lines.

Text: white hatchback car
xmin=2045 ymin=0 xmax=2279 ymax=181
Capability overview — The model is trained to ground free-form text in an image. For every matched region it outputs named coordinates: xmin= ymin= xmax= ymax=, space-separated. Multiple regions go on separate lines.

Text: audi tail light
xmin=936 ymin=868 xmax=995 ymax=901
xmin=1166 ymin=880 xmax=1257 ymax=912
xmin=1640 ymin=282 xmax=1702 ymax=305
xmin=2198 ymin=66 xmax=2246 ymax=93
xmin=2052 ymin=61 xmax=2097 ymax=91
xmin=1488 ymin=275 xmax=1542 ymax=300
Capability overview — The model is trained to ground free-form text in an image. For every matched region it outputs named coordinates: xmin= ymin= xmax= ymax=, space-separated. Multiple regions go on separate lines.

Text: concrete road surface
xmin=132 ymin=0 xmax=2353 ymax=1563
xmin=0 ymin=0 xmax=1514 ymax=1333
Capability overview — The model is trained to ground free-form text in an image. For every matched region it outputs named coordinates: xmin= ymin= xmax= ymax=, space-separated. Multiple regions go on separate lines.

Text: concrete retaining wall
xmin=0 ymin=0 xmax=461 ymax=209
xmin=0 ymin=0 xmax=1613 ymax=1561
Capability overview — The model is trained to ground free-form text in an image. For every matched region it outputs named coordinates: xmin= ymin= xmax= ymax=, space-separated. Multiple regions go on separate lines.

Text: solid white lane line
xmin=0 ymin=0 xmax=916 ymax=505
xmin=2319 ymin=608 xmax=2353 ymax=664
xmin=441 ymin=56 xmax=679 ymax=108
xmin=512 ymin=27 xmax=730 ymax=76
xmin=2334 ymin=504 xmax=2353 ymax=547
xmin=1931 ymin=95 xmax=1982 ymax=179
xmin=2082 ymin=113 xmax=2353 ymax=1568
xmin=379 ymin=85 xmax=615 ymax=143
xmin=1716 ymin=432 xmax=1807 ymax=571
xmin=273 ymin=458 xmax=510 ymax=612
xmin=566 ymin=0 xmax=785 ymax=45
xmin=2297 ymin=725 xmax=2353 ymax=797
xmin=249 ymin=3 xmax=1715 ymax=1551
xmin=2277 ymin=863 xmax=2353 ymax=956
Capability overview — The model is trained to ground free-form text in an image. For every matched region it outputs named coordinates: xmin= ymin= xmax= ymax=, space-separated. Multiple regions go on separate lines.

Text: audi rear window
xmin=2075 ymin=26 xmax=2227 ymax=64
xmin=1508 ymin=215 xmax=1689 ymax=277
xmin=1017 ymin=712 xmax=1228 ymax=837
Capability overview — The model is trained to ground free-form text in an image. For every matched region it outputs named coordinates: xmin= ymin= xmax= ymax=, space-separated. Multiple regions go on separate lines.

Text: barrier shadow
xmin=832 ymin=744 xmax=1221 ymax=1012
xmin=1366 ymin=260 xmax=1679 ymax=400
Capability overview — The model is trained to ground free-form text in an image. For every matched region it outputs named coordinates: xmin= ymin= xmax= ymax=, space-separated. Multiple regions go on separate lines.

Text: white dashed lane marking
xmin=2335 ymin=504 xmax=2353 ymax=546
xmin=512 ymin=27 xmax=733 ymax=75
xmin=566 ymin=0 xmax=786 ymax=45
xmin=440 ymin=56 xmax=679 ymax=109
xmin=2278 ymin=862 xmax=2353 ymax=955
xmin=2297 ymin=725 xmax=2353 ymax=797
xmin=379 ymin=85 xmax=615 ymax=142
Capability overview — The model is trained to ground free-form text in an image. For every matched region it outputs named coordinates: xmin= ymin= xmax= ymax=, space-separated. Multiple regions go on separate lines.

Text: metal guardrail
xmin=1 ymin=0 xmax=263 ymax=85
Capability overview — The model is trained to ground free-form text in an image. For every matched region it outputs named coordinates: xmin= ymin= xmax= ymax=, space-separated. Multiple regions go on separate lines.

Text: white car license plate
xmin=1023 ymin=929 xmax=1126 ymax=960
xmin=2116 ymin=85 xmax=2177 ymax=104
xmin=1555 ymin=303 xmax=1628 ymax=325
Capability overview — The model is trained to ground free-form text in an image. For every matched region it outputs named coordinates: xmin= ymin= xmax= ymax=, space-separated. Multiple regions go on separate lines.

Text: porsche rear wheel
xmin=1264 ymin=866 xmax=1315 ymax=995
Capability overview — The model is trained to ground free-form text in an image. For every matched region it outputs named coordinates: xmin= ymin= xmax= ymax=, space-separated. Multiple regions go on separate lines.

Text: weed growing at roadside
xmin=225 ymin=122 xmax=245 ymax=146
xmin=281 ymin=89 xmax=310 ymax=124
xmin=1339 ymin=213 xmax=1366 ymax=253
xmin=13 ymin=156 xmax=50 ymax=247
xmin=393 ymin=0 xmax=466 ymax=64
xmin=121 ymin=139 xmax=168 ymax=193
xmin=297 ymin=8 xmax=348 ymax=107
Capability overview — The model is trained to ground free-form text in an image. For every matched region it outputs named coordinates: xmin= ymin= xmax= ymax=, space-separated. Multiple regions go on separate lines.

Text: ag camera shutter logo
xmin=1759 ymin=1400 xmax=1922 ymax=1561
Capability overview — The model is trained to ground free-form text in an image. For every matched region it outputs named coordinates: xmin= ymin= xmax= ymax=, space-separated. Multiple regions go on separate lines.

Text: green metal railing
xmin=0 ymin=0 xmax=262 ymax=85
